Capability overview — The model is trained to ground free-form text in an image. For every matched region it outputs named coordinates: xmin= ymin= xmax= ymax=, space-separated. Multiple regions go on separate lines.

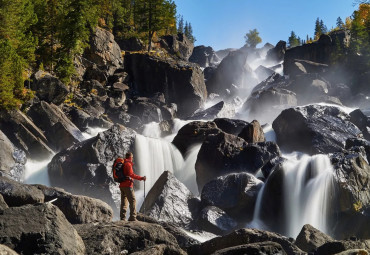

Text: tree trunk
xmin=148 ymin=31 xmax=153 ymax=52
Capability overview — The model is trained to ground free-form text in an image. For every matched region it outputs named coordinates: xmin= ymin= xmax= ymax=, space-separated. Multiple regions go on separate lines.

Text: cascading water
xmin=250 ymin=152 xmax=334 ymax=238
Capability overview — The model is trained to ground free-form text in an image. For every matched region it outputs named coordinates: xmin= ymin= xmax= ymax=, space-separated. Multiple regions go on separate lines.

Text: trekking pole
xmin=143 ymin=179 xmax=146 ymax=223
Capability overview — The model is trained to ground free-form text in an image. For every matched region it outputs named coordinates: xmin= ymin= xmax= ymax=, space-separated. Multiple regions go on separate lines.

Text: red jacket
xmin=119 ymin=158 xmax=144 ymax=188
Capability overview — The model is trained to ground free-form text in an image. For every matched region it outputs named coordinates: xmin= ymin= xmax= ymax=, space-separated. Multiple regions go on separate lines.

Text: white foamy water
xmin=250 ymin=152 xmax=334 ymax=238
xmin=23 ymin=156 xmax=54 ymax=186
xmin=82 ymin=126 xmax=108 ymax=139
xmin=262 ymin=124 xmax=276 ymax=142
xmin=311 ymin=102 xmax=357 ymax=114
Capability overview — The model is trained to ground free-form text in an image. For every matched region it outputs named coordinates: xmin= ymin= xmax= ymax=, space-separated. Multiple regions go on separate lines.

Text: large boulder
xmin=287 ymin=59 xmax=329 ymax=76
xmin=0 ymin=203 xmax=85 ymax=254
xmin=187 ymin=101 xmax=236 ymax=120
xmin=35 ymin=184 xmax=113 ymax=224
xmin=284 ymin=34 xmax=334 ymax=75
xmin=238 ymin=120 xmax=266 ymax=143
xmin=0 ymin=131 xmax=26 ymax=181
xmin=206 ymin=49 xmax=257 ymax=97
xmin=0 ymin=110 xmax=54 ymax=160
xmin=201 ymin=173 xmax=263 ymax=220
xmin=329 ymin=150 xmax=370 ymax=239
xmin=83 ymin=27 xmax=123 ymax=75
xmin=30 ymin=70 xmax=69 ymax=105
xmin=117 ymin=37 xmax=145 ymax=51
xmin=197 ymin=206 xmax=238 ymax=235
xmin=124 ymin=53 xmax=207 ymax=118
xmin=0 ymin=244 xmax=18 ymax=255
xmin=211 ymin=242 xmax=287 ymax=255
xmin=189 ymin=45 xmax=220 ymax=67
xmin=272 ymin=105 xmax=362 ymax=155
xmin=0 ymin=176 xmax=44 ymax=207
xmin=131 ymin=244 xmax=187 ymax=255
xmin=213 ymin=118 xmax=249 ymax=136
xmin=315 ymin=239 xmax=370 ymax=255
xmin=172 ymin=121 xmax=221 ymax=155
xmin=255 ymin=65 xmax=276 ymax=82
xmin=160 ymin=33 xmax=194 ymax=61
xmin=27 ymin=101 xmax=85 ymax=151
xmin=294 ymin=224 xmax=334 ymax=253
xmin=187 ymin=228 xmax=303 ymax=255
xmin=266 ymin=40 xmax=287 ymax=63
xmin=48 ymin=124 xmax=136 ymax=214
xmin=140 ymin=171 xmax=196 ymax=228
xmin=195 ymin=131 xmax=281 ymax=192
xmin=75 ymin=221 xmax=182 ymax=254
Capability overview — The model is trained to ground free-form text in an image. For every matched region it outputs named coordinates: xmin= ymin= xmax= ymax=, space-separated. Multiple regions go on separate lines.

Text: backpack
xmin=112 ymin=158 xmax=128 ymax=183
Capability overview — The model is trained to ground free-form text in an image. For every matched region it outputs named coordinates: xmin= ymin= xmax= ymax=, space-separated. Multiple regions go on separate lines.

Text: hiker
xmin=117 ymin=152 xmax=146 ymax=221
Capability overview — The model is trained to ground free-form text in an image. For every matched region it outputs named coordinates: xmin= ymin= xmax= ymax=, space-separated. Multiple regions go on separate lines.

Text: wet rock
xmin=27 ymin=101 xmax=85 ymax=151
xmin=349 ymin=109 xmax=370 ymax=140
xmin=238 ymin=120 xmax=266 ymax=143
xmin=0 ymin=194 xmax=8 ymax=211
xmin=187 ymin=101 xmax=236 ymax=120
xmin=35 ymin=184 xmax=113 ymax=224
xmin=0 ymin=203 xmax=85 ymax=254
xmin=329 ymin=150 xmax=370 ymax=239
xmin=140 ymin=171 xmax=196 ymax=228
xmin=345 ymin=138 xmax=370 ymax=162
xmin=0 ymin=244 xmax=18 ymax=255
xmin=0 ymin=110 xmax=54 ymax=160
xmin=30 ymin=70 xmax=69 ymax=105
xmin=195 ymin=132 xmax=281 ymax=192
xmin=266 ymin=40 xmax=287 ymax=63
xmin=206 ymin=49 xmax=257 ymax=97
xmin=294 ymin=224 xmax=334 ymax=253
xmin=201 ymin=173 xmax=263 ymax=220
xmin=211 ymin=241 xmax=287 ymax=255
xmin=160 ymin=33 xmax=194 ymax=61
xmin=189 ymin=45 xmax=220 ymax=67
xmin=255 ymin=65 xmax=276 ymax=82
xmin=288 ymin=59 xmax=329 ymax=76
xmin=48 ymin=124 xmax=136 ymax=214
xmin=75 ymin=221 xmax=181 ymax=255
xmin=84 ymin=27 xmax=123 ymax=75
xmin=0 ymin=176 xmax=44 ymax=207
xmin=272 ymin=105 xmax=362 ymax=155
xmin=213 ymin=118 xmax=248 ymax=136
xmin=172 ymin=121 xmax=221 ymax=155
xmin=124 ymin=53 xmax=207 ymax=118
xmin=197 ymin=206 xmax=238 ymax=235
xmin=315 ymin=239 xmax=370 ymax=255
xmin=187 ymin=228 xmax=303 ymax=255
xmin=0 ymin=131 xmax=26 ymax=181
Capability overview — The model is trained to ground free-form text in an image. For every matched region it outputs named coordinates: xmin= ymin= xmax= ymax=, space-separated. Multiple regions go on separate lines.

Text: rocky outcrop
xmin=255 ymin=65 xmax=276 ymax=81
xmin=0 ymin=203 xmax=85 ymax=254
xmin=238 ymin=120 xmax=266 ymax=143
xmin=0 ymin=244 xmax=18 ymax=255
xmin=35 ymin=184 xmax=113 ymax=224
xmin=197 ymin=206 xmax=238 ymax=235
xmin=131 ymin=244 xmax=187 ymax=255
xmin=329 ymin=150 xmax=370 ymax=239
xmin=0 ymin=176 xmax=45 ymax=207
xmin=124 ymin=53 xmax=207 ymax=117
xmin=75 ymin=221 xmax=183 ymax=254
xmin=0 ymin=194 xmax=8 ymax=211
xmin=117 ymin=37 xmax=145 ymax=51
xmin=315 ymin=239 xmax=370 ymax=255
xmin=349 ymin=109 xmax=370 ymax=140
xmin=187 ymin=101 xmax=236 ymax=120
xmin=206 ymin=49 xmax=257 ymax=97
xmin=0 ymin=131 xmax=26 ymax=181
xmin=266 ymin=40 xmax=287 ymax=63
xmin=140 ymin=171 xmax=196 ymax=228
xmin=0 ymin=110 xmax=54 ymax=160
xmin=160 ymin=33 xmax=194 ymax=61
xmin=27 ymin=101 xmax=85 ymax=151
xmin=272 ymin=105 xmax=362 ymax=155
xmin=294 ymin=224 xmax=334 ymax=253
xmin=172 ymin=121 xmax=221 ymax=155
xmin=211 ymin=241 xmax=287 ymax=255
xmin=201 ymin=173 xmax=263 ymax=220
xmin=48 ymin=124 xmax=136 ymax=214
xmin=189 ymin=45 xmax=220 ymax=67
xmin=187 ymin=228 xmax=303 ymax=255
xmin=287 ymin=59 xmax=329 ymax=76
xmin=195 ymin=131 xmax=281 ymax=191
xmin=30 ymin=70 xmax=69 ymax=105
xmin=84 ymin=27 xmax=123 ymax=75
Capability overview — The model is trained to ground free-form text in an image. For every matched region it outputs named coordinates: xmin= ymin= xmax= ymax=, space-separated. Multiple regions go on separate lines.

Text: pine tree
xmin=288 ymin=31 xmax=300 ymax=47
xmin=177 ymin=15 xmax=184 ymax=33
xmin=336 ymin=17 xmax=345 ymax=29
xmin=314 ymin=17 xmax=322 ymax=40
xmin=320 ymin=19 xmax=328 ymax=34
xmin=244 ymin=29 xmax=262 ymax=48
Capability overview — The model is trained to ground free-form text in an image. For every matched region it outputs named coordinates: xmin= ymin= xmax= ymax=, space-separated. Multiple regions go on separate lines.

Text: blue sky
xmin=174 ymin=0 xmax=358 ymax=51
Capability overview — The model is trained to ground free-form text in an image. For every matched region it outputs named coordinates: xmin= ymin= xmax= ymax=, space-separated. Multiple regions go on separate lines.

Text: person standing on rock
xmin=119 ymin=152 xmax=146 ymax=221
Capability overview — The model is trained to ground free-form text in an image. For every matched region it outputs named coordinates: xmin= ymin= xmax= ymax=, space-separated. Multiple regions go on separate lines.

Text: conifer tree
xmin=336 ymin=17 xmax=345 ymax=29
xmin=177 ymin=15 xmax=184 ymax=33
xmin=314 ymin=17 xmax=322 ymax=39
xmin=244 ymin=29 xmax=262 ymax=48
xmin=288 ymin=31 xmax=300 ymax=47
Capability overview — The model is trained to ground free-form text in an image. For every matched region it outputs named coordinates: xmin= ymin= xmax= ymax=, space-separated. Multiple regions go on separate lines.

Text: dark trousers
xmin=120 ymin=187 xmax=137 ymax=220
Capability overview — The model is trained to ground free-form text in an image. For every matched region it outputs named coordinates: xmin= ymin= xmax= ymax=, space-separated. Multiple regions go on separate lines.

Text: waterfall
xmin=23 ymin=156 xmax=53 ymax=186
xmin=250 ymin=152 xmax=334 ymax=238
